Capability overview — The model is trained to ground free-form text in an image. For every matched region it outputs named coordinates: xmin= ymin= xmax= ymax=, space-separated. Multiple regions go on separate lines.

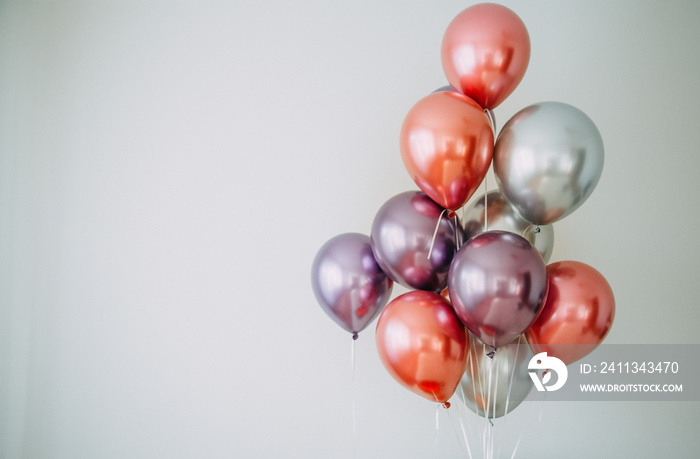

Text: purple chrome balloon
xmin=371 ymin=191 xmax=464 ymax=292
xmin=311 ymin=233 xmax=393 ymax=336
xmin=448 ymin=230 xmax=547 ymax=348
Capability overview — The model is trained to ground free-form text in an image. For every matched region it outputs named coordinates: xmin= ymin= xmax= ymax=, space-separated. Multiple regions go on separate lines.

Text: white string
xmin=492 ymin=351 xmax=500 ymax=420
xmin=427 ymin=208 xmax=448 ymax=260
xmin=433 ymin=404 xmax=440 ymax=448
xmin=451 ymin=405 xmax=474 ymax=459
xmin=484 ymin=175 xmax=489 ymax=232
xmin=351 ymin=337 xmax=356 ymax=459
xmin=538 ymin=389 xmax=547 ymax=423
xmin=497 ymin=338 xmax=521 ymax=459
xmin=510 ymin=432 xmax=524 ymax=459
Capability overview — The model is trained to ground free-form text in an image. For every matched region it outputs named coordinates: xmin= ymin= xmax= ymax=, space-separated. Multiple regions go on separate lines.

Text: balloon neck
xmin=352 ymin=332 xmax=359 ymax=341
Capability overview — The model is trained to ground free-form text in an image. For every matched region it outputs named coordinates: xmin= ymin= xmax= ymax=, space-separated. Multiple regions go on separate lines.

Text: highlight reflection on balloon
xmin=311 ymin=233 xmax=393 ymax=336
xmin=441 ymin=3 xmax=530 ymax=110
xmin=371 ymin=191 xmax=463 ymax=292
xmin=448 ymin=231 xmax=548 ymax=348
xmin=526 ymin=261 xmax=615 ymax=365
xmin=400 ymin=91 xmax=493 ymax=211
xmin=376 ymin=291 xmax=469 ymax=403
xmin=459 ymin=334 xmax=533 ymax=419
xmin=494 ymin=102 xmax=604 ymax=225
xmin=462 ymin=190 xmax=554 ymax=262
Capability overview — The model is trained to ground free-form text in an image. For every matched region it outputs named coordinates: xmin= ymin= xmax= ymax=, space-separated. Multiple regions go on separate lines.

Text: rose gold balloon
xmin=376 ymin=291 xmax=469 ymax=403
xmin=525 ymin=261 xmax=615 ymax=365
xmin=400 ymin=91 xmax=493 ymax=210
xmin=441 ymin=3 xmax=530 ymax=110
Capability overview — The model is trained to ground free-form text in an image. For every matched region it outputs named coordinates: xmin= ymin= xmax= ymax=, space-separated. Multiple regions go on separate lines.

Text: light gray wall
xmin=1 ymin=1 xmax=699 ymax=458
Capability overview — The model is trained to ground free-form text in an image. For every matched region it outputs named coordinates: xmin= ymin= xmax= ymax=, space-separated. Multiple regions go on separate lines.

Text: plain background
xmin=1 ymin=1 xmax=700 ymax=458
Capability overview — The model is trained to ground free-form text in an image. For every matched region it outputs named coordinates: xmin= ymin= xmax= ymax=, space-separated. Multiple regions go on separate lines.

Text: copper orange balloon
xmin=441 ymin=3 xmax=530 ymax=110
xmin=525 ymin=261 xmax=615 ymax=365
xmin=400 ymin=91 xmax=493 ymax=211
xmin=375 ymin=291 xmax=469 ymax=403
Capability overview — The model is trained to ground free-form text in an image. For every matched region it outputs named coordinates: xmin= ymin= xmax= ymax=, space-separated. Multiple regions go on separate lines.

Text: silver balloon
xmin=462 ymin=190 xmax=554 ymax=262
xmin=493 ymin=102 xmax=604 ymax=225
xmin=459 ymin=334 xmax=533 ymax=419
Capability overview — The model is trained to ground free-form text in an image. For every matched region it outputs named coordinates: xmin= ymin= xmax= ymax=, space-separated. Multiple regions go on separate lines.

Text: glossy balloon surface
xmin=441 ymin=3 xmax=530 ymax=109
xmin=494 ymin=102 xmax=604 ymax=225
xmin=526 ymin=261 xmax=614 ymax=365
xmin=462 ymin=190 xmax=554 ymax=262
xmin=311 ymin=233 xmax=393 ymax=335
xmin=448 ymin=231 xmax=547 ymax=348
xmin=371 ymin=191 xmax=463 ymax=292
xmin=460 ymin=334 xmax=533 ymax=418
xmin=400 ymin=91 xmax=493 ymax=211
xmin=376 ymin=291 xmax=469 ymax=403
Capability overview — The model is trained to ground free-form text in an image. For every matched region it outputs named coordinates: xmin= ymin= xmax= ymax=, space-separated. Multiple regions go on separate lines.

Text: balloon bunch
xmin=312 ymin=3 xmax=615 ymax=418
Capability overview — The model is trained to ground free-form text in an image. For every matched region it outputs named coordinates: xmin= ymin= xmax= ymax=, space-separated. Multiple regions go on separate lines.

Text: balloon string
xmin=485 ymin=108 xmax=497 ymax=137
xmin=486 ymin=346 xmax=494 ymax=421
xmin=453 ymin=393 xmax=474 ymax=459
xmin=433 ymin=404 xmax=440 ymax=448
xmin=427 ymin=208 xmax=448 ymax=260
xmin=497 ymin=337 xmax=521 ymax=459
xmin=446 ymin=405 xmax=473 ymax=459
xmin=486 ymin=345 xmax=496 ymax=459
xmin=351 ymin=337 xmax=356 ymax=459
xmin=504 ymin=337 xmax=520 ymax=417
xmin=458 ymin=382 xmax=474 ymax=441
xmin=492 ymin=351 xmax=500 ymax=420
xmin=509 ymin=432 xmax=523 ymax=459
xmin=538 ymin=390 xmax=547 ymax=423
xmin=484 ymin=175 xmax=489 ymax=232
xmin=478 ymin=343 xmax=489 ymax=455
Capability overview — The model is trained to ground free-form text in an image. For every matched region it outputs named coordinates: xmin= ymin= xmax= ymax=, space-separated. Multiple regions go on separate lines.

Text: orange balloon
xmin=400 ymin=91 xmax=493 ymax=211
xmin=525 ymin=261 xmax=615 ymax=365
xmin=441 ymin=3 xmax=530 ymax=110
xmin=376 ymin=291 xmax=469 ymax=403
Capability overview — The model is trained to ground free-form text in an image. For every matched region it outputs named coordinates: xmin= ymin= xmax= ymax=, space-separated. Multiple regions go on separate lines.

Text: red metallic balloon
xmin=441 ymin=3 xmax=530 ymax=110
xmin=376 ymin=291 xmax=469 ymax=403
xmin=526 ymin=261 xmax=615 ymax=365
xmin=400 ymin=91 xmax=493 ymax=211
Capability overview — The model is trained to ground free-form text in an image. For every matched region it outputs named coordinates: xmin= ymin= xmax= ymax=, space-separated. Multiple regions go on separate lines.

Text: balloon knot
xmin=534 ymin=226 xmax=541 ymax=234
xmin=488 ymin=418 xmax=494 ymax=427
xmin=352 ymin=332 xmax=359 ymax=341
xmin=486 ymin=350 xmax=495 ymax=359
xmin=442 ymin=402 xmax=451 ymax=409
xmin=447 ymin=211 xmax=456 ymax=219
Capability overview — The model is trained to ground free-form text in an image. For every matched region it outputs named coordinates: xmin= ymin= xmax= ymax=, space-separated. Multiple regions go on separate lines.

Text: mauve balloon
xmin=370 ymin=191 xmax=464 ymax=292
xmin=311 ymin=233 xmax=393 ymax=337
xmin=448 ymin=231 xmax=547 ymax=348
